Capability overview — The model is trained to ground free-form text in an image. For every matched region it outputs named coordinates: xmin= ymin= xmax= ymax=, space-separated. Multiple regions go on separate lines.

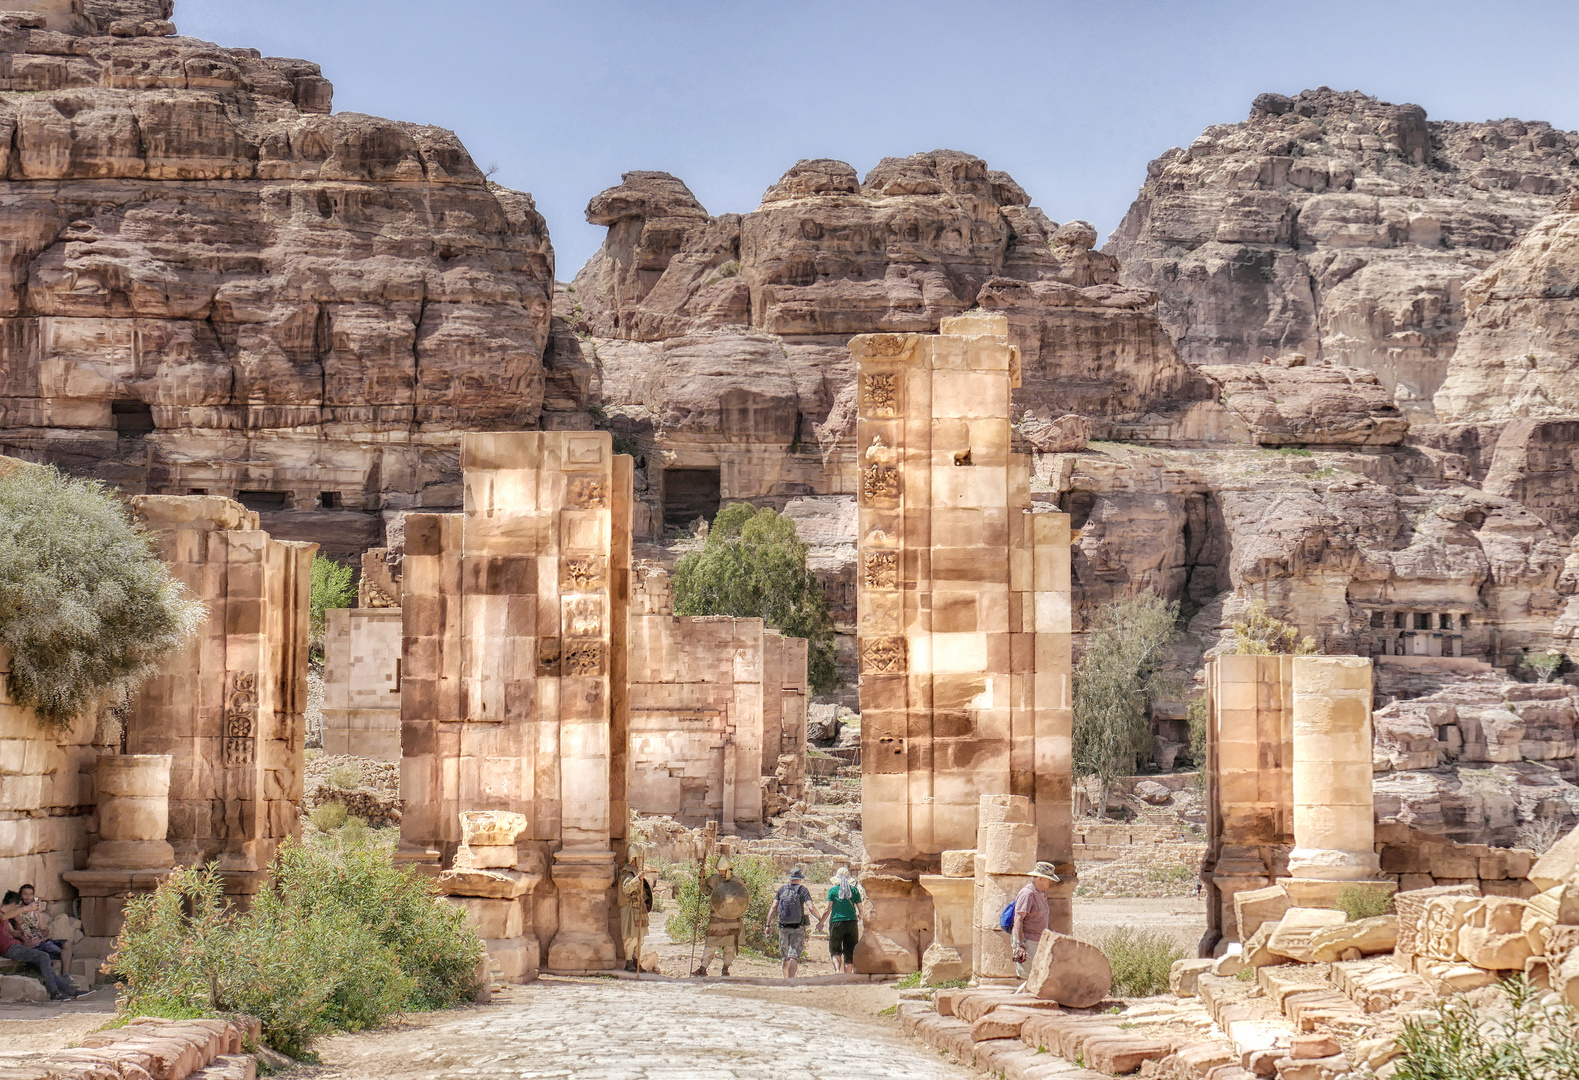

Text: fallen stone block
xmin=1083 ymin=1034 xmax=1174 ymax=1074
xmin=1290 ymin=1034 xmax=1338 ymax=1059
xmin=1266 ymin=909 xmax=1347 ymax=963
xmin=1026 ymin=930 xmax=1113 ymax=1007
xmin=1171 ymin=958 xmax=1216 ymax=997
xmin=1235 ymin=885 xmax=1292 ymax=942
xmin=1307 ymin=915 xmax=1397 ymax=962
xmin=935 ymin=987 xmax=971 ymax=1016
xmin=1273 ymin=1053 xmax=1349 ymax=1080
xmin=0 ymin=975 xmax=46 ymax=1003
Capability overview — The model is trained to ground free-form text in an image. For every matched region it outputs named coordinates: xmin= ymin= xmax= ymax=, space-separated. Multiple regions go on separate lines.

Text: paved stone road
xmin=310 ymin=979 xmax=973 ymax=1080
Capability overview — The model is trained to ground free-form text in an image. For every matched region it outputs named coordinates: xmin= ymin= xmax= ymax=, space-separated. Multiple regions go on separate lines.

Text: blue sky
xmin=180 ymin=1 xmax=1579 ymax=278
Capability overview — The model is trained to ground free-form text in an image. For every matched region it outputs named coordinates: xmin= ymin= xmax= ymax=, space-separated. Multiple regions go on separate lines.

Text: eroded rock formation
xmin=0 ymin=0 xmax=558 ymax=557
xmin=1109 ymin=88 xmax=1579 ymax=418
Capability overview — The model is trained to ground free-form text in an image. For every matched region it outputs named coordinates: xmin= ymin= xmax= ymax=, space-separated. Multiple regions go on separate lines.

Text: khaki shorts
xmin=777 ymin=924 xmax=807 ymax=960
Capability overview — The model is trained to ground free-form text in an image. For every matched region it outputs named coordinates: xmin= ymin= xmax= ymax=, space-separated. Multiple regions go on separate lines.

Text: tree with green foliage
xmin=671 ymin=503 xmax=838 ymax=694
xmin=1229 ymin=601 xmax=1318 ymax=655
xmin=0 ymin=463 xmax=203 ymax=731
xmin=309 ymin=555 xmax=357 ymax=649
xmin=1073 ymin=592 xmax=1180 ymax=817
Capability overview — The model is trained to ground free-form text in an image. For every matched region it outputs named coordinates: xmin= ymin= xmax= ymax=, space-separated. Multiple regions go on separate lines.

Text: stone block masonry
xmin=120 ymin=496 xmax=316 ymax=899
xmin=853 ymin=313 xmax=1074 ymax=972
xmin=399 ymin=431 xmax=633 ymax=974
xmin=321 ymin=607 xmax=403 ymax=760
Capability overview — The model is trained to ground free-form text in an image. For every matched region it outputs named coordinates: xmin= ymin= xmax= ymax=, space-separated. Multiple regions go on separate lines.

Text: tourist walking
xmin=1010 ymin=861 xmax=1060 ymax=979
xmin=818 ymin=867 xmax=865 ymax=974
xmin=765 ymin=867 xmax=821 ymax=978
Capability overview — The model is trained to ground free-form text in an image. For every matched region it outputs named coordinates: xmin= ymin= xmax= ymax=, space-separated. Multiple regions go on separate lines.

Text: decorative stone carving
xmin=564 ymin=640 xmax=604 ymax=677
xmin=223 ymin=673 xmax=258 ymax=767
xmin=563 ymin=557 xmax=608 ymax=591
xmin=862 ymin=373 xmax=899 ymax=416
xmin=863 ymin=551 xmax=898 ymax=589
xmin=860 ymin=636 xmax=906 ymax=675
xmin=566 ymin=478 xmax=608 ymax=509
xmin=862 ymin=464 xmax=900 ymax=505
xmin=563 ymin=597 xmax=603 ymax=638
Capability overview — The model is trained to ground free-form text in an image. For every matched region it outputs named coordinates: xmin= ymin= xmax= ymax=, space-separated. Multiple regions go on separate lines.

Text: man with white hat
xmin=1011 ymin=861 xmax=1061 ymax=978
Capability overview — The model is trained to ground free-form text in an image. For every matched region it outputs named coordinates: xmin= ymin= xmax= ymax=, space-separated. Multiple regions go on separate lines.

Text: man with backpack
xmin=765 ymin=867 xmax=823 ymax=978
xmin=1010 ymin=862 xmax=1061 ymax=978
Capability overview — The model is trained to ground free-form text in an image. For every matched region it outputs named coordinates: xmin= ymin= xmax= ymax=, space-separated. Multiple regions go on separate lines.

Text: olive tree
xmin=671 ymin=503 xmax=838 ymax=694
xmin=0 ymin=463 xmax=203 ymax=730
xmin=1073 ymin=592 xmax=1180 ymax=817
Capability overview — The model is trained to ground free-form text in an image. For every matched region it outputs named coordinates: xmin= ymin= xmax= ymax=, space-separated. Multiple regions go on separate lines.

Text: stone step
xmin=1327 ymin=958 xmax=1434 ymax=1013
xmin=187 ymin=1056 xmax=255 ymax=1080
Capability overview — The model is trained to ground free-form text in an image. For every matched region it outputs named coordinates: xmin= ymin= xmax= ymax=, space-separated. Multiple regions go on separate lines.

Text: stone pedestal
xmin=919 ymin=868 xmax=974 ymax=985
xmin=851 ymin=873 xmax=927 ymax=974
xmin=1288 ymin=656 xmax=1382 ymax=882
xmin=435 ymin=811 xmax=543 ymax=983
xmin=546 ymin=849 xmax=617 ymax=972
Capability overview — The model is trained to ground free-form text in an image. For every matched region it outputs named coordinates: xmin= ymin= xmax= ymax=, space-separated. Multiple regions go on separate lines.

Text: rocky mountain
xmin=1108 ymin=88 xmax=1579 ymax=420
xmin=0 ymin=0 xmax=560 ymax=557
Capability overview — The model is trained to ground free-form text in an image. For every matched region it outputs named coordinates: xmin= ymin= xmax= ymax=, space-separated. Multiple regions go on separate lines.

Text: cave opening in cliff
xmin=663 ymin=468 xmax=720 ymax=529
xmin=238 ymin=491 xmax=291 ymax=512
xmin=112 ymin=399 xmax=155 ymax=437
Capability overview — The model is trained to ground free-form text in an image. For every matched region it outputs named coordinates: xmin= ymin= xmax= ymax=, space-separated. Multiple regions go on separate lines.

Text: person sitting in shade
xmin=9 ymin=884 xmax=72 ymax=982
xmin=1010 ymin=861 xmax=1061 ymax=979
xmin=0 ymin=893 xmax=80 ymax=1000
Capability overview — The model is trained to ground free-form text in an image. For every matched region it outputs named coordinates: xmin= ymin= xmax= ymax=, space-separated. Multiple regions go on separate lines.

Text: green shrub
xmin=672 ymin=503 xmax=839 ymax=693
xmin=1336 ymin=885 xmax=1395 ymax=921
xmin=1099 ymin=926 xmax=1186 ymax=997
xmin=325 ymin=762 xmax=363 ymax=790
xmin=1394 ymin=976 xmax=1579 ymax=1079
xmin=309 ymin=802 xmax=348 ymax=831
xmin=110 ymin=835 xmax=482 ymax=1056
xmin=661 ymin=852 xmax=784 ymax=958
xmin=309 ymin=556 xmax=356 ymax=647
xmin=0 ymin=464 xmax=204 ymax=730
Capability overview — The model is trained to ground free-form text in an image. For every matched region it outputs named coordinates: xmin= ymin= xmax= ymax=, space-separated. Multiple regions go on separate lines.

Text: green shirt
xmin=826 ymin=885 xmax=863 ymax=922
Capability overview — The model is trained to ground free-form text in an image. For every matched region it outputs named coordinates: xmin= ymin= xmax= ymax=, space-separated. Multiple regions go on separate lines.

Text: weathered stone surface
xmin=1457 ymin=896 xmax=1533 ymax=969
xmin=1266 ymin=908 xmax=1347 ymax=962
xmin=1110 ymin=87 xmax=1579 ymax=419
xmin=1532 ymin=822 xmax=1579 ymax=890
xmin=1170 ymin=957 xmax=1215 ymax=996
xmin=0 ymin=1 xmax=556 ymax=561
xmin=1024 ymin=930 xmax=1111 ymax=1007
xmin=1306 ymin=915 xmax=1398 ymax=962
xmin=1202 ymin=361 xmax=1406 ymax=446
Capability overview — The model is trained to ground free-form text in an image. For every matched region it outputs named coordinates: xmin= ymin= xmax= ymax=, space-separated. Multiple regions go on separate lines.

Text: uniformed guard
xmin=617 ymin=843 xmax=653 ymax=972
xmin=692 ymin=854 xmax=750 ymax=977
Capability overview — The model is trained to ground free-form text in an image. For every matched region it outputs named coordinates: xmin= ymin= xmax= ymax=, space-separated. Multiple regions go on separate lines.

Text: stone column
xmin=973 ymin=794 xmax=1035 ymax=981
xmin=64 ymin=754 xmax=176 ymax=960
xmin=88 ymin=755 xmax=175 ymax=871
xmin=1287 ymin=656 xmax=1381 ymax=884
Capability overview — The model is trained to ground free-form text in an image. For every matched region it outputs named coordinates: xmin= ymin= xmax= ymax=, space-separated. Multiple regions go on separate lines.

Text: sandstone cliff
xmin=0 ymin=0 xmax=558 ymax=557
xmin=1108 ymin=88 xmax=1579 ymax=419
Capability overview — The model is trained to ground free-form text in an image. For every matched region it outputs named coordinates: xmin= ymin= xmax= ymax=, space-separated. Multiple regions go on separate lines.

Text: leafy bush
xmin=672 ymin=503 xmax=839 ymax=693
xmin=309 ymin=556 xmax=356 ymax=648
xmin=1228 ymin=602 xmax=1317 ymax=655
xmin=1074 ymin=593 xmax=1180 ymax=815
xmin=1336 ymin=885 xmax=1395 ymax=921
xmin=0 ymin=463 xmax=204 ymax=730
xmin=1523 ymin=650 xmax=1565 ymax=683
xmin=110 ymin=835 xmax=482 ymax=1056
xmin=1394 ymin=977 xmax=1579 ymax=1079
xmin=1100 ymin=926 xmax=1186 ymax=997
xmin=309 ymin=801 xmax=349 ymax=831
xmin=661 ymin=851 xmax=784 ymax=959
xmin=325 ymin=762 xmax=364 ymax=790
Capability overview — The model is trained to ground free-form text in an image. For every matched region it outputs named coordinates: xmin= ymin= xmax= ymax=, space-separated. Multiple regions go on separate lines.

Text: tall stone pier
xmin=1287 ymin=655 xmax=1382 ymax=884
xmin=399 ymin=432 xmax=632 ymax=975
xmin=853 ymin=313 xmax=1074 ymax=972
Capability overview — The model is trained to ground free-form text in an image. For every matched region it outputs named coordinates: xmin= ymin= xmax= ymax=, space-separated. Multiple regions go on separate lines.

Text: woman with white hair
xmin=817 ymin=866 xmax=867 ymax=973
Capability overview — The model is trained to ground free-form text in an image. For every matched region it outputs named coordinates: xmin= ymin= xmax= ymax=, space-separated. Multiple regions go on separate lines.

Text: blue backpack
xmin=999 ymin=899 xmax=1016 ymax=932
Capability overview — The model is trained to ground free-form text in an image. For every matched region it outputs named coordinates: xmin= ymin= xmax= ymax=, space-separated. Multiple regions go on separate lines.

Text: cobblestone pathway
xmin=309 ymin=978 xmax=972 ymax=1080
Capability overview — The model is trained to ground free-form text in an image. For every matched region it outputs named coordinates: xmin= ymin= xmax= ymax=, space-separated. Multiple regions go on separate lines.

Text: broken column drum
xmin=399 ymin=431 xmax=632 ymax=974
xmin=853 ymin=313 xmax=1074 ymax=972
xmin=88 ymin=755 xmax=175 ymax=871
xmin=1288 ymin=656 xmax=1381 ymax=881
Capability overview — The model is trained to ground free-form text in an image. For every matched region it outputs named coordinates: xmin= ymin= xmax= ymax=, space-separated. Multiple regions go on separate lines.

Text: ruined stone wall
xmin=0 ymin=647 xmax=98 ymax=912
xmin=398 ymin=431 xmax=632 ymax=972
xmin=321 ymin=607 xmax=402 ymax=761
xmin=123 ymin=495 xmax=314 ymax=893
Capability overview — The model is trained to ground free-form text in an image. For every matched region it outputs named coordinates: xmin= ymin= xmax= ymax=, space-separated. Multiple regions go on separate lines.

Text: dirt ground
xmin=0 ymin=992 xmax=116 ymax=1057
